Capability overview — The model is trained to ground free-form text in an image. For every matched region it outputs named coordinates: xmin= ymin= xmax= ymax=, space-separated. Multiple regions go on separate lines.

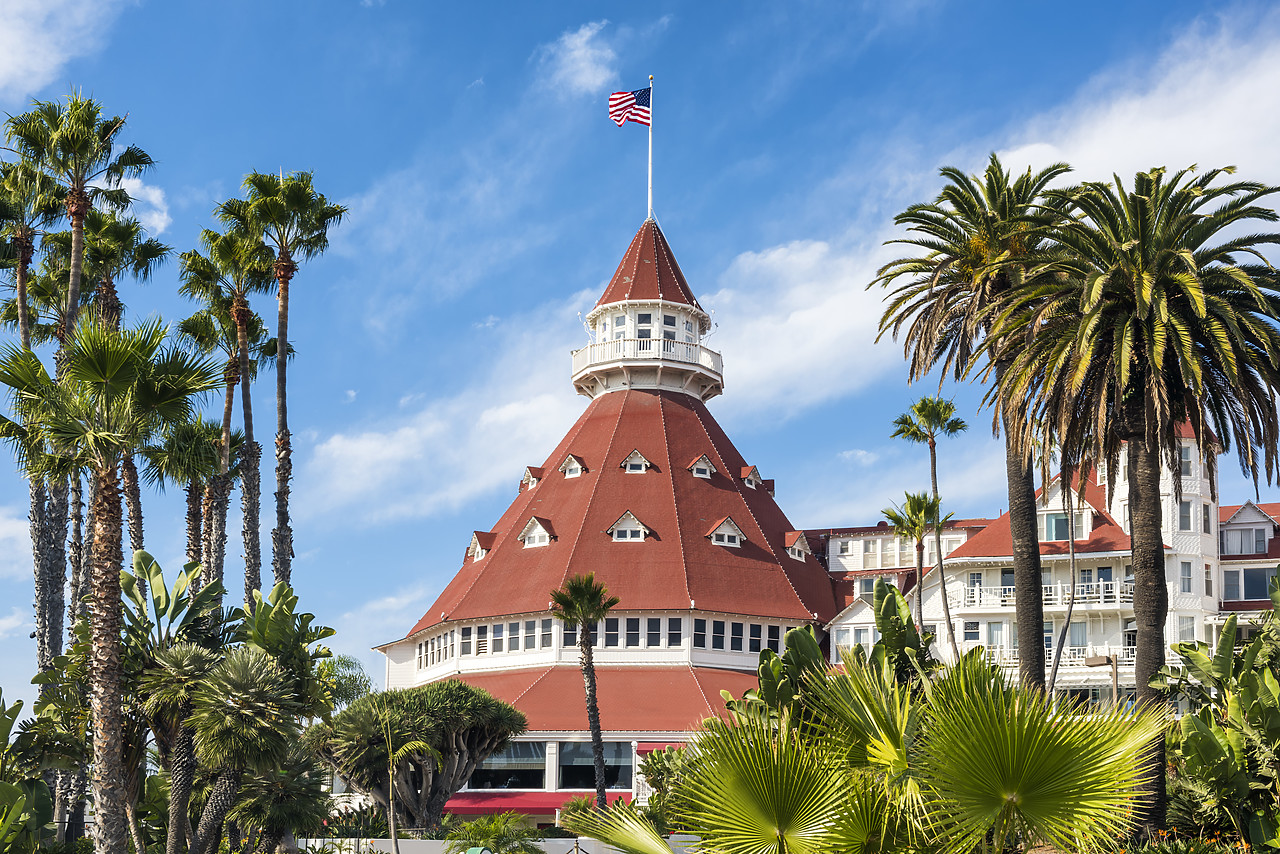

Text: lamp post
xmin=1084 ymin=654 xmax=1119 ymax=707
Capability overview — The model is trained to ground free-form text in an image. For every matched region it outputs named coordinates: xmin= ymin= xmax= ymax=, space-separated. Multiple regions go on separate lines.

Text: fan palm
xmin=218 ymin=172 xmax=346 ymax=589
xmin=444 ymin=812 xmax=544 ymax=854
xmin=873 ymin=154 xmax=1070 ymax=689
xmin=180 ymin=228 xmax=276 ymax=602
xmin=227 ymin=747 xmax=329 ymax=854
xmin=891 ymin=397 xmax=967 ymax=658
xmin=990 ymin=165 xmax=1280 ymax=831
xmin=550 ymin=573 xmax=620 ymax=808
xmin=140 ymin=416 xmax=230 ymax=572
xmin=0 ymin=317 xmax=221 ymax=854
xmin=882 ymin=492 xmax=949 ymax=631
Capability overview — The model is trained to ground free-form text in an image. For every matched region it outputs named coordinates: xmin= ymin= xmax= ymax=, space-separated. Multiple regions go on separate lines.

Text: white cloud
xmin=0 ymin=608 xmax=28 ymax=640
xmin=839 ymin=449 xmax=880 ymax=466
xmin=120 ymin=177 xmax=172 ymax=237
xmin=0 ymin=508 xmax=31 ymax=581
xmin=330 ymin=584 xmax=441 ymax=687
xmin=343 ymin=390 xmax=357 ymax=404
xmin=533 ymin=21 xmax=618 ymax=97
xmin=0 ymin=0 xmax=130 ymax=104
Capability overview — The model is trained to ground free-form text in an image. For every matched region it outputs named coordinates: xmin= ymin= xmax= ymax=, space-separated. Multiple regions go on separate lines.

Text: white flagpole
xmin=647 ymin=74 xmax=654 ymax=220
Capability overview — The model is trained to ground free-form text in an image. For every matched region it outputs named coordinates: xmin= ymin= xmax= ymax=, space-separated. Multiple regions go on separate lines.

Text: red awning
xmin=444 ymin=791 xmax=631 ymax=815
xmin=636 ymin=742 xmax=684 ymax=755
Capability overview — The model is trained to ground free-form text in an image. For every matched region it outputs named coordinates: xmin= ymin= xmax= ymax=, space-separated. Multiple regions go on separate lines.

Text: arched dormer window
xmin=621 ymin=449 xmax=653 ymax=474
xmin=785 ymin=532 xmax=811 ymax=561
xmin=707 ymin=517 xmax=745 ymax=548
xmin=688 ymin=454 xmax=717 ymax=479
xmin=740 ymin=466 xmax=763 ymax=489
xmin=518 ymin=517 xmax=556 ymax=548
xmin=467 ymin=531 xmax=496 ymax=561
xmin=607 ymin=511 xmax=650 ymax=542
xmin=559 ymin=454 xmax=587 ymax=479
xmin=521 ymin=467 xmax=545 ymax=491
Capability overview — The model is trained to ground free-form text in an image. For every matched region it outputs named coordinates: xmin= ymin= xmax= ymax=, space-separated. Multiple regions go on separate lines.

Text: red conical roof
xmin=406 ymin=388 xmax=836 ymax=638
xmin=594 ymin=219 xmax=703 ymax=311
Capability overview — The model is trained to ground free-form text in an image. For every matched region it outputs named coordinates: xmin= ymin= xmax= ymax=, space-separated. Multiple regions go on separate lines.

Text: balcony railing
xmin=961 ymin=581 xmax=1134 ymax=608
xmin=979 ymin=644 xmax=1138 ymax=666
xmin=571 ymin=337 xmax=723 ymax=377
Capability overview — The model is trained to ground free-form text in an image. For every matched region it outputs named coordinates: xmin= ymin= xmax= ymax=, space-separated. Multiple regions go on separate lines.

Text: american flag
xmin=608 ymin=87 xmax=651 ymax=127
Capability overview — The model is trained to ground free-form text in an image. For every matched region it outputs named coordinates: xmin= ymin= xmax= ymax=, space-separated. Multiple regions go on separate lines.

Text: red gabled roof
xmin=406 ymin=389 xmax=838 ymax=637
xmin=472 ymin=531 xmax=497 ymax=550
xmin=1220 ymin=502 xmax=1280 ymax=525
xmin=450 ymin=665 xmax=758 ymax=732
xmin=594 ymin=220 xmax=703 ymax=311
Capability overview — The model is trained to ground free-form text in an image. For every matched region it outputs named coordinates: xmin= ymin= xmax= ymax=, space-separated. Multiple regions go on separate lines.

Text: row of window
xmin=1175 ymin=501 xmax=1215 ymax=535
xmin=1224 ymin=566 xmax=1278 ymax=600
xmin=1177 ymin=561 xmax=1214 ymax=596
xmin=835 ymin=536 xmax=964 ymax=567
xmin=598 ymin=311 xmax=697 ymax=345
xmin=468 ymin=741 xmax=634 ymax=791
xmin=457 ymin=619 xmax=557 ymax=657
xmin=691 ymin=619 xmax=792 ymax=653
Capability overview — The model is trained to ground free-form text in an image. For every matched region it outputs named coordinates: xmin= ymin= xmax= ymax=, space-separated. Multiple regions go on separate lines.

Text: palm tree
xmin=873 ymin=154 xmax=1070 ymax=689
xmin=550 ymin=573 xmax=620 ymax=808
xmin=180 ymin=228 xmax=276 ymax=602
xmin=218 ymin=173 xmax=346 ymax=589
xmin=4 ymin=93 xmax=151 ymax=343
xmin=882 ymin=493 xmax=949 ymax=631
xmin=139 ymin=417 xmax=227 ymax=570
xmin=0 ymin=318 xmax=221 ymax=854
xmin=991 ymin=165 xmax=1280 ymax=833
xmin=891 ymin=397 xmax=968 ymax=659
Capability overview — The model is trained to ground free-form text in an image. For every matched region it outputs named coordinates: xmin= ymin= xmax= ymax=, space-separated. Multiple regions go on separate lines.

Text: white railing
xmin=961 ymin=582 xmax=1134 ymax=608
xmin=981 ymin=644 xmax=1139 ymax=666
xmin=571 ymin=337 xmax=723 ymax=376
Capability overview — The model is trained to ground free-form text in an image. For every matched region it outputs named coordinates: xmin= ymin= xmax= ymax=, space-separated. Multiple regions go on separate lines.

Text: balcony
xmin=960 ymin=581 xmax=1134 ymax=609
xmin=980 ymin=645 xmax=1138 ymax=666
xmin=571 ymin=337 xmax=723 ymax=378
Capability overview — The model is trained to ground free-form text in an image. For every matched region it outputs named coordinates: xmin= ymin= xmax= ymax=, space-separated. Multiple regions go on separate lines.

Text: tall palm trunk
xmin=578 ymin=630 xmax=608 ymax=809
xmin=999 ymin=365 xmax=1045 ymax=689
xmin=234 ymin=296 xmax=262 ymax=605
xmin=65 ymin=188 xmax=88 ymax=335
xmin=88 ymin=462 xmax=127 ymax=854
xmin=1127 ymin=426 xmax=1168 ymax=834
xmin=271 ymin=255 xmax=296 ymax=588
xmin=166 ymin=715 xmax=196 ymax=854
xmin=41 ymin=480 xmax=68 ymax=666
xmin=186 ymin=480 xmax=203 ymax=569
xmin=190 ymin=768 xmax=242 ymax=854
xmin=203 ymin=476 xmax=231 ymax=590
xmin=927 ymin=438 xmax=960 ymax=660
xmin=122 ymin=455 xmax=144 ymax=557
xmin=67 ymin=474 xmax=83 ymax=626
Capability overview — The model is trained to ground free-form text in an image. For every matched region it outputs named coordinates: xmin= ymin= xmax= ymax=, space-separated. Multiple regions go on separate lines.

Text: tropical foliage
xmin=443 ymin=812 xmax=543 ymax=854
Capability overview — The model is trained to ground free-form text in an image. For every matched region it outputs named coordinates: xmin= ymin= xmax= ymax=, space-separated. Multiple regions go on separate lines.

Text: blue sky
xmin=2 ymin=0 xmax=1280 ymax=702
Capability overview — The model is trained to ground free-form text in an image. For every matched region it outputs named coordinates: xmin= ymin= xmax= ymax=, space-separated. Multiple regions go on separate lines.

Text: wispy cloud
xmin=330 ymin=583 xmax=443 ymax=685
xmin=121 ymin=177 xmax=172 ymax=237
xmin=0 ymin=0 xmax=130 ymax=104
xmin=0 ymin=508 xmax=31 ymax=581
xmin=533 ymin=21 xmax=618 ymax=97
xmin=839 ymin=449 xmax=880 ymax=466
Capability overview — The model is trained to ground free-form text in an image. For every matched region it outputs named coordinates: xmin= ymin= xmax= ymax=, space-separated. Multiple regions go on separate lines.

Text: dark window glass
xmin=964 ymin=621 xmax=979 ymax=641
xmin=476 ymin=624 xmax=488 ymax=654
xmin=647 ymin=618 xmax=662 ymax=646
xmin=468 ymin=741 xmax=546 ymax=790
xmin=541 ymin=619 xmax=552 ymax=648
xmin=509 ymin=622 xmax=520 ymax=651
xmin=731 ymin=622 xmax=744 ymax=651
xmin=565 ymin=625 xmax=577 ymax=647
xmin=525 ymin=620 xmax=537 ymax=645
xmin=558 ymin=742 xmax=632 ymax=790
xmin=605 ymin=617 xmax=619 ymax=647
xmin=491 ymin=623 xmax=503 ymax=653
xmin=626 ymin=618 xmax=640 ymax=647
xmin=767 ymin=625 xmax=781 ymax=653
xmin=749 ymin=624 xmax=762 ymax=653
xmin=668 ymin=617 xmax=683 ymax=646
xmin=461 ymin=627 xmax=472 ymax=655
xmin=589 ymin=623 xmax=599 ymax=646
xmin=693 ymin=618 xmax=706 ymax=648
xmin=712 ymin=620 xmax=726 ymax=650
xmin=1245 ymin=567 xmax=1278 ymax=599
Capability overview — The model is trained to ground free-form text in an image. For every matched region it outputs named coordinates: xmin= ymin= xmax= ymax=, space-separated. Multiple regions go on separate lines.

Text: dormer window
xmin=621 ymin=449 xmax=653 ymax=474
xmin=518 ymin=517 xmax=555 ymax=548
xmin=707 ymin=517 xmax=745 ymax=548
xmin=785 ymin=532 xmax=811 ymax=562
xmin=467 ymin=531 xmax=496 ymax=561
xmin=559 ymin=454 xmax=587 ymax=479
xmin=1041 ymin=512 xmax=1087 ymax=541
xmin=741 ymin=466 xmax=763 ymax=489
xmin=688 ymin=454 xmax=717 ymax=479
xmin=608 ymin=511 xmax=650 ymax=542
xmin=521 ymin=467 xmax=545 ymax=490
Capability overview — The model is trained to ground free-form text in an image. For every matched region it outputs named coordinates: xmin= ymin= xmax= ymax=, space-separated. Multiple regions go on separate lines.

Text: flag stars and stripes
xmin=609 ymin=87 xmax=651 ymax=127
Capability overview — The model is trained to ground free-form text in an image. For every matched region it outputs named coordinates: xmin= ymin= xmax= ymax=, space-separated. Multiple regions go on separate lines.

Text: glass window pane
xmin=731 ymin=622 xmax=744 ymax=651
xmin=626 ymin=618 xmax=640 ymax=647
xmin=668 ymin=617 xmax=682 ymax=647
xmin=469 ymin=741 xmax=547 ymax=789
xmin=558 ymin=742 xmax=632 ymax=789
xmin=712 ymin=620 xmax=726 ymax=650
xmin=749 ymin=624 xmax=762 ymax=653
xmin=693 ymin=618 xmax=706 ymax=648
xmin=647 ymin=618 xmax=661 ymax=646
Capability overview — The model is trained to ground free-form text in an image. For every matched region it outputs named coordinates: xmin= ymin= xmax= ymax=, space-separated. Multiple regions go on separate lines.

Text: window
xmin=859 ymin=578 xmax=875 ymax=596
xmin=564 ymin=624 xmax=577 ymax=647
xmin=1180 ymin=445 xmax=1193 ymax=478
xmin=1069 ymin=622 xmax=1087 ymax=649
xmin=461 ymin=627 xmax=472 ymax=655
xmin=987 ymin=622 xmax=1003 ymax=647
xmin=1178 ymin=616 xmax=1195 ymax=643
xmin=1224 ymin=569 xmax=1241 ymax=600
xmin=749 ymin=623 xmax=762 ymax=653
xmin=713 ymin=532 xmax=739 ymax=546
xmin=492 ymin=623 xmax=503 ymax=653
xmin=712 ymin=621 xmax=726 ymax=650
xmin=663 ymin=329 xmax=676 ymax=341
xmin=668 ymin=618 xmax=682 ymax=646
xmin=1043 ymin=621 xmax=1054 ymax=650
xmin=1203 ymin=504 xmax=1212 ymax=534
xmin=613 ymin=314 xmax=626 ymax=339
xmin=853 ymin=627 xmax=871 ymax=650
xmin=767 ymin=625 xmax=781 ymax=653
xmin=709 ymin=518 xmax=744 ymax=548
xmin=1079 ymin=568 xmax=1093 ymax=585
xmin=611 ymin=512 xmax=648 ymax=542
xmin=788 ymin=545 xmax=806 ymax=560
xmin=1205 ymin=566 xmax=1213 ymax=597
xmin=1221 ymin=527 xmax=1267 ymax=555
xmin=605 ymin=618 xmax=619 ymax=647
xmin=964 ymin=621 xmax=979 ymax=642
xmin=1181 ymin=561 xmax=1193 ymax=594
xmin=626 ymin=618 xmax=640 ymax=647
xmin=525 ymin=620 xmax=537 ymax=649
xmin=968 ymin=571 xmax=983 ymax=588
xmin=541 ymin=619 xmax=553 ymax=648
xmin=622 ymin=450 xmax=651 ymax=473
xmin=693 ymin=619 xmax=707 ymax=648
xmin=863 ymin=539 xmax=879 ymax=568
xmin=684 ymin=320 xmax=694 ymax=333
xmin=1097 ymin=566 xmax=1113 ymax=583
xmin=689 ymin=455 xmax=716 ymax=479
xmin=1244 ymin=566 xmax=1279 ymax=599
xmin=1042 ymin=512 xmax=1085 ymax=540
xmin=1179 ymin=501 xmax=1192 ymax=532
xmin=838 ymin=540 xmax=851 ymax=555
xmin=469 ymin=741 xmax=547 ymax=790
xmin=731 ymin=622 xmax=744 ymax=652
xmin=637 ymin=312 xmax=652 ymax=326
xmin=663 ymin=314 xmax=676 ymax=328
xmin=559 ymin=742 xmax=632 ymax=789
xmin=509 ymin=622 xmax=521 ymax=651
xmin=449 ymin=630 xmax=455 ymax=658
xmin=647 ymin=618 xmax=661 ymax=647
xmin=476 ymin=625 xmax=489 ymax=655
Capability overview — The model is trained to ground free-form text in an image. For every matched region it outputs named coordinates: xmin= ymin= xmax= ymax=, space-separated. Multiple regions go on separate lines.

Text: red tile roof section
xmin=406 ymin=389 xmax=838 ymax=637
xmin=450 ymin=665 xmax=759 ymax=732
xmin=595 ymin=220 xmax=703 ymax=311
xmin=472 ymin=532 xmax=497 ymax=550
